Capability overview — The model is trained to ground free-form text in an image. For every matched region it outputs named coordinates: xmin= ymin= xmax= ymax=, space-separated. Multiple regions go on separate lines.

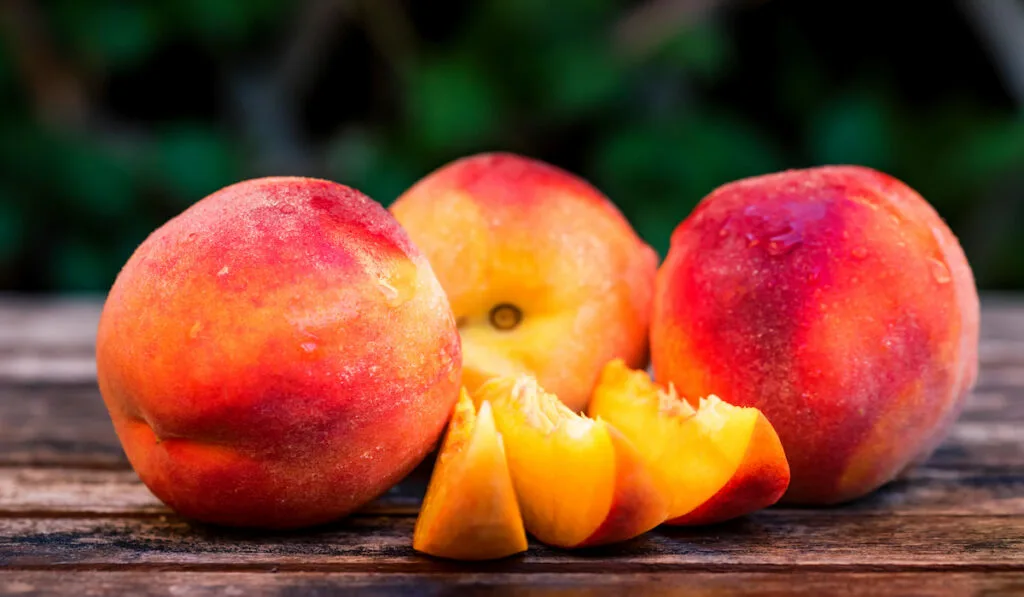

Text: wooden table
xmin=1 ymin=297 xmax=1023 ymax=596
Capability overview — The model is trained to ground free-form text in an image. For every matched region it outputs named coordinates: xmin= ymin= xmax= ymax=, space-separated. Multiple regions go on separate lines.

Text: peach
xmin=589 ymin=360 xmax=789 ymax=525
xmin=651 ymin=166 xmax=979 ymax=504
xmin=414 ymin=389 xmax=527 ymax=560
xmin=391 ymin=153 xmax=657 ymax=412
xmin=474 ymin=376 xmax=667 ymax=548
xmin=96 ymin=177 xmax=462 ymax=528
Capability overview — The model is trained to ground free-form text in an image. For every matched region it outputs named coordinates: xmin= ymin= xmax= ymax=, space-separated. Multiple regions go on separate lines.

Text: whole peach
xmin=652 ymin=166 xmax=979 ymax=504
xmin=96 ymin=177 xmax=461 ymax=528
xmin=391 ymin=153 xmax=657 ymax=412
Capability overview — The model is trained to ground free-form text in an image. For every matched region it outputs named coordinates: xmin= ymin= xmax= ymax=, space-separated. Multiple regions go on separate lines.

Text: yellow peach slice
xmin=475 ymin=376 xmax=667 ymax=548
xmin=413 ymin=389 xmax=527 ymax=560
xmin=588 ymin=360 xmax=789 ymax=525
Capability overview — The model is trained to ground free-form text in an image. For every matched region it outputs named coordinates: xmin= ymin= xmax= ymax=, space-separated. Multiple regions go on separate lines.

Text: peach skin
xmin=414 ymin=389 xmax=528 ymax=560
xmin=589 ymin=360 xmax=789 ymax=525
xmin=474 ymin=376 xmax=668 ymax=548
xmin=96 ymin=177 xmax=462 ymax=529
xmin=652 ymin=166 xmax=979 ymax=504
xmin=391 ymin=152 xmax=657 ymax=412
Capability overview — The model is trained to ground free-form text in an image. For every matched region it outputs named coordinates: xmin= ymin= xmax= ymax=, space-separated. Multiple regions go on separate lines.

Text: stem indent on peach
xmin=413 ymin=389 xmax=527 ymax=561
xmin=589 ymin=359 xmax=790 ymax=525
xmin=476 ymin=376 xmax=667 ymax=548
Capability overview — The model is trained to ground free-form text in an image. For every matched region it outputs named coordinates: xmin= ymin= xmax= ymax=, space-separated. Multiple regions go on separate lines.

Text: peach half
xmin=589 ymin=360 xmax=790 ymax=525
xmin=414 ymin=389 xmax=527 ymax=561
xmin=474 ymin=376 xmax=667 ymax=548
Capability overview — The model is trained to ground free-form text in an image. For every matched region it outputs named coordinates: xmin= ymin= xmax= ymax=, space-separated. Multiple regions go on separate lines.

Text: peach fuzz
xmin=414 ymin=389 xmax=527 ymax=560
xmin=474 ymin=376 xmax=667 ymax=548
xmin=96 ymin=177 xmax=462 ymax=528
xmin=589 ymin=360 xmax=789 ymax=525
xmin=651 ymin=166 xmax=979 ymax=504
xmin=391 ymin=153 xmax=657 ymax=412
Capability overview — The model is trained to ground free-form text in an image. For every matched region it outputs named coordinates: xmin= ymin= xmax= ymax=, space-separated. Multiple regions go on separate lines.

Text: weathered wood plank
xmin=1 ymin=297 xmax=1023 ymax=382
xmin=0 ymin=384 xmax=126 ymax=468
xmin=2 ymin=381 xmax=1022 ymax=469
xmin=1 ymin=515 xmax=1022 ymax=570
xmin=0 ymin=468 xmax=426 ymax=518
xmin=3 ymin=571 xmax=1024 ymax=597
xmin=4 ymin=466 xmax=1024 ymax=518
xmin=0 ymin=298 xmax=101 ymax=350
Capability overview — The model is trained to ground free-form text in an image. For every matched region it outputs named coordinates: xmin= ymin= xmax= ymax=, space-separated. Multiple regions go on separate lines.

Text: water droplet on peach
xmin=301 ymin=342 xmax=318 ymax=353
xmin=765 ymin=226 xmax=803 ymax=256
xmin=379 ymin=280 xmax=401 ymax=306
xmin=929 ymin=257 xmax=951 ymax=284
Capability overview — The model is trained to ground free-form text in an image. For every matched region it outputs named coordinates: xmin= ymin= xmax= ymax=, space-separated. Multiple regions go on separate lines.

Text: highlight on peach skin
xmin=391 ymin=152 xmax=658 ymax=412
xmin=95 ymin=177 xmax=462 ymax=529
xmin=651 ymin=165 xmax=979 ymax=505
xmin=414 ymin=389 xmax=528 ymax=560
xmin=589 ymin=360 xmax=789 ymax=525
xmin=473 ymin=375 xmax=668 ymax=549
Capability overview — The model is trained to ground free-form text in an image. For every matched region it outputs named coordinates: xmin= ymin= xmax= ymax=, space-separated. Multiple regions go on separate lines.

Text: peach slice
xmin=588 ymin=360 xmax=790 ymax=525
xmin=413 ymin=389 xmax=528 ymax=560
xmin=475 ymin=376 xmax=667 ymax=548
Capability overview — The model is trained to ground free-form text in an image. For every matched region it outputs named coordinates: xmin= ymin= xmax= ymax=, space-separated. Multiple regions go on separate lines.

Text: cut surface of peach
xmin=474 ymin=376 xmax=667 ymax=548
xmin=588 ymin=360 xmax=790 ymax=525
xmin=413 ymin=389 xmax=527 ymax=560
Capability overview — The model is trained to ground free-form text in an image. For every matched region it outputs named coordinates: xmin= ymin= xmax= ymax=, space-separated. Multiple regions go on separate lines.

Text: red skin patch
xmin=97 ymin=177 xmax=462 ymax=528
xmin=652 ymin=166 xmax=979 ymax=504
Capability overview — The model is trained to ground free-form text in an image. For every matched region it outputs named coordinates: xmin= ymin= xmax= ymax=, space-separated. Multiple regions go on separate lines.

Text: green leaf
xmin=153 ymin=126 xmax=242 ymax=205
xmin=171 ymin=0 xmax=277 ymax=43
xmin=53 ymin=1 xmax=160 ymax=68
xmin=658 ymin=24 xmax=732 ymax=79
xmin=0 ymin=188 xmax=26 ymax=262
xmin=50 ymin=238 xmax=113 ymax=293
xmin=325 ymin=130 xmax=419 ymax=206
xmin=540 ymin=38 xmax=623 ymax=114
xmin=404 ymin=57 xmax=502 ymax=153
xmin=52 ymin=136 xmax=136 ymax=218
xmin=808 ymin=93 xmax=894 ymax=170
xmin=951 ymin=116 xmax=1024 ymax=185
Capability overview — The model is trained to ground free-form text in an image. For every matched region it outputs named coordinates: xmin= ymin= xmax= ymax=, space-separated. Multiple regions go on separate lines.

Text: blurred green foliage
xmin=0 ymin=0 xmax=1022 ymax=291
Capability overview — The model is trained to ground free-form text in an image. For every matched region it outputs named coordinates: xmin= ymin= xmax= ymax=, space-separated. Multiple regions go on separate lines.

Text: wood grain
xmin=3 ymin=382 xmax=1021 ymax=469
xmin=2 ymin=298 xmax=1024 ymax=587
xmin=3 ymin=465 xmax=1024 ymax=518
xmin=0 ymin=384 xmax=126 ymax=468
xmin=2 ymin=515 xmax=1022 ymax=570
xmin=3 ymin=571 xmax=1024 ymax=597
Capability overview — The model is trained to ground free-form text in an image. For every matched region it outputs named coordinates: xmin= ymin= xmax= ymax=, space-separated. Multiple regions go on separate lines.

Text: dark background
xmin=0 ymin=0 xmax=1022 ymax=293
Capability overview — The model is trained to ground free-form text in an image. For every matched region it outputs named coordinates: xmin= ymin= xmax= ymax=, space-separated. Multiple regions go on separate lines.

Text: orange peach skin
xmin=475 ymin=376 xmax=667 ymax=548
xmin=590 ymin=360 xmax=789 ymax=525
xmin=414 ymin=389 xmax=527 ymax=560
xmin=391 ymin=153 xmax=657 ymax=412
xmin=96 ymin=177 xmax=462 ymax=528
xmin=652 ymin=166 xmax=979 ymax=504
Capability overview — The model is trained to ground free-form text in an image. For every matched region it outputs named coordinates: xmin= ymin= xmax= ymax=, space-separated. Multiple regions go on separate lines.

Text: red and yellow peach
xmin=391 ymin=153 xmax=657 ymax=412
xmin=96 ymin=177 xmax=462 ymax=528
xmin=651 ymin=166 xmax=979 ymax=504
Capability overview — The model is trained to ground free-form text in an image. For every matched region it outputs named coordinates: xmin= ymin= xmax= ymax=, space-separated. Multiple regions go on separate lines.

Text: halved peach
xmin=413 ymin=389 xmax=527 ymax=560
xmin=588 ymin=360 xmax=790 ymax=525
xmin=474 ymin=376 xmax=667 ymax=548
